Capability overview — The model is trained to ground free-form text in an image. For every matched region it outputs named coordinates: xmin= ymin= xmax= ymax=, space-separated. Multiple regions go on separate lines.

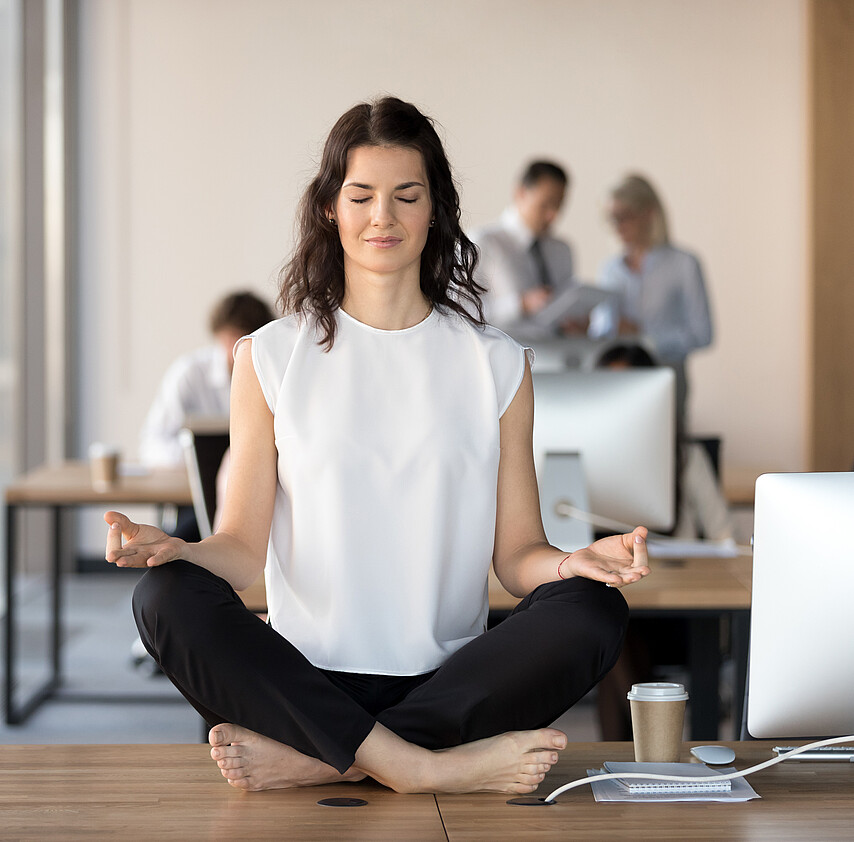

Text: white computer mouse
xmin=690 ymin=745 xmax=736 ymax=765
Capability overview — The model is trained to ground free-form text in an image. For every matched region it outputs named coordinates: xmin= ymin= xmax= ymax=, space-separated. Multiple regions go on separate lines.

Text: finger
xmin=115 ymin=556 xmax=149 ymax=568
xmin=147 ymin=547 xmax=178 ymax=567
xmin=104 ymin=511 xmax=139 ymax=540
xmin=105 ymin=521 xmax=123 ymax=560
xmin=591 ymin=556 xmax=646 ymax=588
xmin=104 ymin=511 xmax=137 ymax=563
xmin=595 ymin=565 xmax=627 ymax=587
xmin=630 ymin=528 xmax=649 ymax=569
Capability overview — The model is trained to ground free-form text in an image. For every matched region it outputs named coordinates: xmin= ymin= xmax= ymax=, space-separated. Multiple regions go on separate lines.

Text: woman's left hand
xmin=561 ymin=526 xmax=650 ymax=588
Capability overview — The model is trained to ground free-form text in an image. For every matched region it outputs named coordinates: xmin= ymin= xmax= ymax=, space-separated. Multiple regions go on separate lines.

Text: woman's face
xmin=332 ymin=145 xmax=433 ymax=288
xmin=609 ymin=199 xmax=651 ymax=249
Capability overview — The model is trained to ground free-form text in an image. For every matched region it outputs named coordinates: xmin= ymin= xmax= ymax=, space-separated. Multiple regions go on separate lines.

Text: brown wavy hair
xmin=277 ymin=97 xmax=485 ymax=349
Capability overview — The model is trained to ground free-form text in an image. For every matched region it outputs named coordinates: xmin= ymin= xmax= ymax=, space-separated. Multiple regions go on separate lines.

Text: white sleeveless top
xmin=244 ymin=307 xmax=531 ymax=675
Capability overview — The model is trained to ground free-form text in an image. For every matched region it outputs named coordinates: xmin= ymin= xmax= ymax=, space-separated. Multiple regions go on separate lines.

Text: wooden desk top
xmin=437 ymin=741 xmax=854 ymax=840
xmin=489 ymin=554 xmax=753 ymax=613
xmin=5 ymin=460 xmax=192 ymax=507
xmin=0 ymin=744 xmax=444 ymax=841
xmin=0 ymin=742 xmax=849 ymax=840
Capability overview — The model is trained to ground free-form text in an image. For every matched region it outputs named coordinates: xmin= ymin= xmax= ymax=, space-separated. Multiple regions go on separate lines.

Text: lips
xmin=366 ymin=237 xmax=402 ymax=248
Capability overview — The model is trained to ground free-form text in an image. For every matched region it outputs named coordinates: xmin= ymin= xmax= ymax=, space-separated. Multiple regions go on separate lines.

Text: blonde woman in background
xmin=589 ymin=174 xmax=713 ymax=421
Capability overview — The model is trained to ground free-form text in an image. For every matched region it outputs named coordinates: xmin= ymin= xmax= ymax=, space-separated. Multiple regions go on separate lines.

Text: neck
xmin=341 ymin=265 xmax=431 ymax=331
xmin=625 ymin=243 xmax=649 ymax=271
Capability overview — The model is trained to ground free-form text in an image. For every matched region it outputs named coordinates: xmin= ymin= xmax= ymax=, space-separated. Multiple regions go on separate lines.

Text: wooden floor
xmin=0 ymin=741 xmax=851 ymax=840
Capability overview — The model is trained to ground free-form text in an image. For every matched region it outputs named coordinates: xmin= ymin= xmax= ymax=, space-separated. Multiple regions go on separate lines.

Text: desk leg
xmin=4 ymin=503 xmax=62 ymax=725
xmin=51 ymin=506 xmax=62 ymax=682
xmin=4 ymin=503 xmax=16 ymax=722
xmin=688 ymin=616 xmax=721 ymax=741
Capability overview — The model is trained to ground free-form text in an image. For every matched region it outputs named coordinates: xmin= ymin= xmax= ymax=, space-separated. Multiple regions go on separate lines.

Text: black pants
xmin=133 ymin=561 xmax=628 ymax=773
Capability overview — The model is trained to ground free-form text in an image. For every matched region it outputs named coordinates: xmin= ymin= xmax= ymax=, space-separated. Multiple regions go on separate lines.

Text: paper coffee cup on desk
xmin=88 ymin=443 xmax=121 ymax=491
xmin=627 ymin=682 xmax=688 ymax=763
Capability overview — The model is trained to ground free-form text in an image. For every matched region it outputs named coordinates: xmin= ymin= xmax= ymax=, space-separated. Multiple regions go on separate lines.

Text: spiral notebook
xmin=603 ymin=761 xmax=732 ymax=793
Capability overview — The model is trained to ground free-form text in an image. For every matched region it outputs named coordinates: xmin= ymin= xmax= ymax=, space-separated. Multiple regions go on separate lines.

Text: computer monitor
xmin=746 ymin=472 xmax=854 ymax=738
xmin=531 ymin=368 xmax=676 ymax=533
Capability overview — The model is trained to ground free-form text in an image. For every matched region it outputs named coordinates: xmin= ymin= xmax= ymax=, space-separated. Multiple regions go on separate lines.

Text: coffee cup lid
xmin=88 ymin=442 xmax=120 ymax=458
xmin=626 ymin=682 xmax=689 ymax=702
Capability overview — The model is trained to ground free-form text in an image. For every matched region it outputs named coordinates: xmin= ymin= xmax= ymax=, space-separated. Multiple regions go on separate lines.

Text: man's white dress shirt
xmin=470 ymin=207 xmax=575 ymax=332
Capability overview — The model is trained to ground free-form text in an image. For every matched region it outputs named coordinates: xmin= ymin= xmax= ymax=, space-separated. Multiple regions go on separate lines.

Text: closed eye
xmin=349 ymin=197 xmax=370 ymax=204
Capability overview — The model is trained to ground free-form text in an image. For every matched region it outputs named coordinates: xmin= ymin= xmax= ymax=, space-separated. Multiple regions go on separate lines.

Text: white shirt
xmin=139 ymin=345 xmax=231 ymax=468
xmin=244 ymin=308 xmax=530 ymax=676
xmin=470 ymin=207 xmax=576 ymax=331
xmin=589 ymin=244 xmax=712 ymax=364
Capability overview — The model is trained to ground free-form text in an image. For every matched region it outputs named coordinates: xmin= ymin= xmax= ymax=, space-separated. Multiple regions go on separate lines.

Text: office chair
xmin=690 ymin=435 xmax=722 ymax=479
xmin=178 ymin=427 xmax=267 ymax=739
xmin=179 ymin=426 xmax=266 ymax=612
xmin=179 ymin=428 xmax=231 ymax=538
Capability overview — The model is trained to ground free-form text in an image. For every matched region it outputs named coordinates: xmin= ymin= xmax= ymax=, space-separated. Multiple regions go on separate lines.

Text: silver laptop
xmin=747 ymin=472 xmax=854 ymax=737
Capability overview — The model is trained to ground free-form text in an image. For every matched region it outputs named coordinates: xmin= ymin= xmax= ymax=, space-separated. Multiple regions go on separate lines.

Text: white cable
xmin=553 ymin=502 xmax=753 ymax=556
xmin=542 ymin=734 xmax=854 ymax=803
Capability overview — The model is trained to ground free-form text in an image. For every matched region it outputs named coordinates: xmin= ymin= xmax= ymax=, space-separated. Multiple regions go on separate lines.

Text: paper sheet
xmin=646 ymin=537 xmax=740 ymax=558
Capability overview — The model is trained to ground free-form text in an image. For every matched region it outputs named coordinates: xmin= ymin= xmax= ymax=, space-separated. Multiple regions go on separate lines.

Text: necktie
xmin=529 ymin=239 xmax=552 ymax=290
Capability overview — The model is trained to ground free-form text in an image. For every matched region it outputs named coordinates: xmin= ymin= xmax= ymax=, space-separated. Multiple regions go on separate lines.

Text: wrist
xmin=557 ymin=553 xmax=572 ymax=580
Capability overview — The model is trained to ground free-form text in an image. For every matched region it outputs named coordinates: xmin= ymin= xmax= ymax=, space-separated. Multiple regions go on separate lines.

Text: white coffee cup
xmin=88 ymin=443 xmax=121 ymax=491
xmin=627 ymin=682 xmax=689 ymax=762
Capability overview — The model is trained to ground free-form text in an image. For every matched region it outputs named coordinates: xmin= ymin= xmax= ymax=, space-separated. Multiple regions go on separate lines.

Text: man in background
xmin=470 ymin=160 xmax=576 ymax=335
xmin=139 ymin=290 xmax=274 ymax=540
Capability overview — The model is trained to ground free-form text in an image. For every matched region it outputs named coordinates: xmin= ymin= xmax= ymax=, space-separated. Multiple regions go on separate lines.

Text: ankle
xmin=376 ymin=748 xmax=434 ymax=794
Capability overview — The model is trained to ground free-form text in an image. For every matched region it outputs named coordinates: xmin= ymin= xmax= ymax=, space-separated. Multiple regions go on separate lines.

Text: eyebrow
xmin=342 ymin=181 xmax=426 ymax=190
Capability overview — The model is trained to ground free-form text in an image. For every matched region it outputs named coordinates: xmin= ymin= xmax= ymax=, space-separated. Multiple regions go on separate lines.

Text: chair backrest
xmin=179 ymin=428 xmax=230 ymax=539
xmin=689 ymin=435 xmax=722 ymax=479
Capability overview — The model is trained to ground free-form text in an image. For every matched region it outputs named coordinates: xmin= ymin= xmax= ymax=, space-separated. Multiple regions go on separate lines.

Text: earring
xmin=429 ymin=219 xmax=436 ymax=227
xmin=328 ymin=217 xmax=337 ymax=226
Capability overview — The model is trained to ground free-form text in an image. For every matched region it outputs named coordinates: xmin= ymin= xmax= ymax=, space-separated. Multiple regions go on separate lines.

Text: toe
xmin=211 ymin=744 xmax=242 ymax=760
xmin=209 ymin=723 xmax=234 ymax=747
xmin=526 ymin=749 xmax=558 ymax=768
xmin=522 ymin=762 xmax=550 ymax=775
xmin=534 ymin=728 xmax=566 ymax=750
xmin=509 ymin=780 xmax=540 ymax=794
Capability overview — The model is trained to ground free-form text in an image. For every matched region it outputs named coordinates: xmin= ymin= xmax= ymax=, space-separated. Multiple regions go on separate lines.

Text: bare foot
xmin=209 ymin=723 xmax=365 ymax=791
xmin=355 ymin=725 xmax=567 ymax=795
xmin=423 ymin=728 xmax=567 ymax=794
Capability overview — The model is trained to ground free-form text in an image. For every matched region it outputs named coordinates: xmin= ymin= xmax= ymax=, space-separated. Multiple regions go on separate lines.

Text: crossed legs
xmin=133 ymin=562 xmax=627 ymax=793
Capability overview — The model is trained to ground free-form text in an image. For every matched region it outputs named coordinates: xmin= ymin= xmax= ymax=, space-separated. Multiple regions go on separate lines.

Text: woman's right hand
xmin=104 ymin=510 xmax=187 ymax=569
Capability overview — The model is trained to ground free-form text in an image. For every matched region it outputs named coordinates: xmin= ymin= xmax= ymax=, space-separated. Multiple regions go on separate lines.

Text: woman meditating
xmin=104 ymin=96 xmax=649 ymax=795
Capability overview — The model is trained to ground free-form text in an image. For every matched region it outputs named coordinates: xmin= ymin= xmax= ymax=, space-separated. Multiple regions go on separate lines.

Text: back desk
xmin=490 ymin=553 xmax=753 ymax=741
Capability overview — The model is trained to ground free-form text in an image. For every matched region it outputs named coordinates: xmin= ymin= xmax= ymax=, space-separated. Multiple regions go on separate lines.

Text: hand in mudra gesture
xmin=564 ymin=526 xmax=650 ymax=588
xmin=103 ymin=510 xmax=187 ymax=568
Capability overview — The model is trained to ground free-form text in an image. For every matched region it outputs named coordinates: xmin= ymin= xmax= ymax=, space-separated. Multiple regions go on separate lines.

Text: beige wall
xmin=77 ymin=0 xmax=809 ymax=535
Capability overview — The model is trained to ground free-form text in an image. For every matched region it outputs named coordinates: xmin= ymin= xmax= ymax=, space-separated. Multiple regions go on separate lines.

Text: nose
xmin=371 ymin=195 xmax=395 ymax=228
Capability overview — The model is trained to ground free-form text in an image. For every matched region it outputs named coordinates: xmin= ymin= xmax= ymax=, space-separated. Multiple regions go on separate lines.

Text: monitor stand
xmin=540 ymin=451 xmax=593 ymax=551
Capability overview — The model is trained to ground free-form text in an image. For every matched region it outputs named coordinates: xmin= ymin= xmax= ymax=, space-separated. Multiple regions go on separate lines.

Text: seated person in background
xmin=588 ymin=174 xmax=713 ymax=420
xmin=593 ymin=342 xmax=733 ymax=740
xmin=139 ymin=290 xmax=274 ymax=540
xmin=469 ymin=160 xmax=579 ymax=335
